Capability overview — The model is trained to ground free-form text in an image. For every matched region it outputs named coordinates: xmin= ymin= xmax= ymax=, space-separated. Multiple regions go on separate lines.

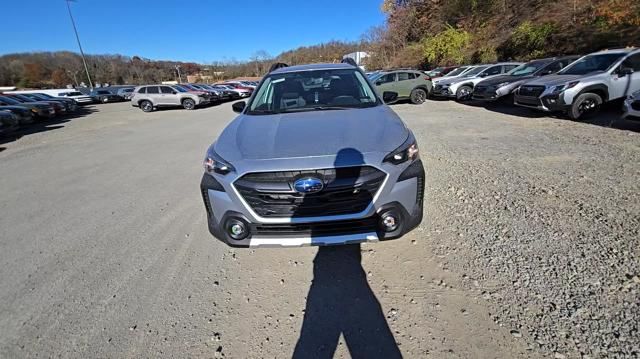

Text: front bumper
xmin=201 ymin=158 xmax=425 ymax=248
xmin=513 ymin=93 xmax=569 ymax=112
xmin=473 ymin=85 xmax=512 ymax=101
xmin=431 ymin=86 xmax=455 ymax=98
xmin=623 ymin=98 xmax=640 ymax=120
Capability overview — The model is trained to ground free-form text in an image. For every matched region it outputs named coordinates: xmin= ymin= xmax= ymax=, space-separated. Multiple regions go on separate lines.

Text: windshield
xmin=247 ymin=68 xmax=379 ymax=114
xmin=559 ymin=53 xmax=624 ymax=75
xmin=509 ymin=61 xmax=548 ymax=76
xmin=462 ymin=66 xmax=488 ymax=77
xmin=173 ymin=86 xmax=188 ymax=92
xmin=369 ymin=72 xmax=386 ymax=81
xmin=0 ymin=96 xmax=21 ymax=105
xmin=28 ymin=94 xmax=47 ymax=100
xmin=445 ymin=67 xmax=467 ymax=77
xmin=37 ymin=93 xmax=54 ymax=98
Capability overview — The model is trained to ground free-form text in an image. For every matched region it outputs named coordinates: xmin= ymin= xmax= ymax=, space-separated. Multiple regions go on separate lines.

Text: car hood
xmin=478 ymin=75 xmax=533 ymax=86
xmin=521 ymin=74 xmax=586 ymax=87
xmin=0 ymin=105 xmax=30 ymax=112
xmin=215 ymin=106 xmax=408 ymax=161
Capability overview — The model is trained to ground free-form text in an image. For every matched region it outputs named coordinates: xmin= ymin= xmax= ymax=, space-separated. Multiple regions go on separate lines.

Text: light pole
xmin=66 ymin=0 xmax=93 ymax=89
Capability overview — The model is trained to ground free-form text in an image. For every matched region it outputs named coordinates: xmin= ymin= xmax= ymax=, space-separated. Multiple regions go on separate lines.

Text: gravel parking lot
xmin=0 ymin=101 xmax=638 ymax=358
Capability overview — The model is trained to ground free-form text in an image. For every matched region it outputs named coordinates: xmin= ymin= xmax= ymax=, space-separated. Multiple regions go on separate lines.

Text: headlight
xmin=383 ymin=133 xmax=419 ymax=165
xmin=203 ymin=147 xmax=235 ymax=175
xmin=552 ymin=81 xmax=579 ymax=93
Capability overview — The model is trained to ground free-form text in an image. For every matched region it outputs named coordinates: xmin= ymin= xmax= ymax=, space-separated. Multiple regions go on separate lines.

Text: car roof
xmin=589 ymin=47 xmax=638 ymax=55
xmin=270 ymin=63 xmax=356 ymax=74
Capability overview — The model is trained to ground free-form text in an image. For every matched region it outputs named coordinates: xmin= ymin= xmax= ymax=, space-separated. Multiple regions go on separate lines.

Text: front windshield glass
xmin=559 ymin=53 xmax=624 ymax=75
xmin=462 ymin=66 xmax=487 ymax=77
xmin=173 ymin=85 xmax=188 ymax=92
xmin=445 ymin=67 xmax=467 ymax=77
xmin=0 ymin=96 xmax=21 ymax=105
xmin=248 ymin=68 xmax=379 ymax=114
xmin=510 ymin=61 xmax=547 ymax=76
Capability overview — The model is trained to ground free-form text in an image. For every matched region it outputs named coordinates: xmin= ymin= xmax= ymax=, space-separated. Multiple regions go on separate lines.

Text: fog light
xmin=380 ymin=212 xmax=399 ymax=232
xmin=226 ymin=219 xmax=249 ymax=240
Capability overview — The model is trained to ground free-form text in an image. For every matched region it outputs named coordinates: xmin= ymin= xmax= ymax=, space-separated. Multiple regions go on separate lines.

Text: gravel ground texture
xmin=0 ymin=100 xmax=638 ymax=358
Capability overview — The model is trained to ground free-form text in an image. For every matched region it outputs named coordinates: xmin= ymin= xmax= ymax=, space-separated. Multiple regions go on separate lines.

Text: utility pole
xmin=175 ymin=65 xmax=183 ymax=83
xmin=66 ymin=0 xmax=93 ymax=89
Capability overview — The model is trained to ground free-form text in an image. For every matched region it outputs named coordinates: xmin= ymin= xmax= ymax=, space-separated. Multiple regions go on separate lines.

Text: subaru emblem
xmin=293 ymin=177 xmax=324 ymax=194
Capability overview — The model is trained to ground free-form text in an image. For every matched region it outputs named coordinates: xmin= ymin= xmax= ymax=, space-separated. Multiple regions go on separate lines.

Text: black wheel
xmin=140 ymin=100 xmax=153 ymax=112
xmin=101 ymin=97 xmax=109 ymax=103
xmin=456 ymin=86 xmax=473 ymax=101
xmin=569 ymin=93 xmax=602 ymax=120
xmin=182 ymin=98 xmax=196 ymax=110
xmin=410 ymin=88 xmax=427 ymax=104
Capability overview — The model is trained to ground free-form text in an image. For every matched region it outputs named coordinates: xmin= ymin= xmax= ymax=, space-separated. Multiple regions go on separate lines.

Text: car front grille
xmin=234 ymin=166 xmax=386 ymax=218
xmin=518 ymin=85 xmax=545 ymax=97
xmin=251 ymin=217 xmax=379 ymax=236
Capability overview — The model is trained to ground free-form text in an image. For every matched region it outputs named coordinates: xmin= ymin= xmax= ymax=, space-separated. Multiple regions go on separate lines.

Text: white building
xmin=343 ymin=51 xmax=370 ymax=70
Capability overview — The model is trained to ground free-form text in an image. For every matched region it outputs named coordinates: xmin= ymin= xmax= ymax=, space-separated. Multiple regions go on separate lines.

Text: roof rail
xmin=268 ymin=62 xmax=289 ymax=73
xmin=341 ymin=57 xmax=358 ymax=67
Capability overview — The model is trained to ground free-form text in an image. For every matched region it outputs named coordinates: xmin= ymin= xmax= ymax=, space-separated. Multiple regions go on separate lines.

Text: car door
xmin=145 ymin=86 xmax=161 ymax=105
xmin=159 ymin=86 xmax=179 ymax=105
xmin=395 ymin=72 xmax=414 ymax=98
xmin=608 ymin=54 xmax=640 ymax=100
xmin=374 ymin=73 xmax=397 ymax=94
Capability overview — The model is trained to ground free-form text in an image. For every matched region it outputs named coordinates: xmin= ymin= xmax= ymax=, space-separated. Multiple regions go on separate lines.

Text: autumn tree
xmin=51 ymin=68 xmax=72 ymax=87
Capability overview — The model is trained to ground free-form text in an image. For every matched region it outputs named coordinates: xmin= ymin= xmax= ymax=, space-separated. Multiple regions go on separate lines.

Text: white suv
xmin=514 ymin=48 xmax=640 ymax=120
xmin=130 ymin=85 xmax=209 ymax=112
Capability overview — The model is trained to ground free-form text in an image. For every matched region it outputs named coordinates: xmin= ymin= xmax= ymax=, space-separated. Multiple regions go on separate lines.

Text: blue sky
xmin=3 ymin=0 xmax=385 ymax=63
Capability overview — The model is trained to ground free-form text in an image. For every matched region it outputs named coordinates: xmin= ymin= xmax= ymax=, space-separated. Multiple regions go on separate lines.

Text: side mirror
xmin=479 ymin=73 xmax=488 ymax=78
xmin=618 ymin=67 xmax=634 ymax=77
xmin=232 ymin=101 xmax=246 ymax=113
xmin=382 ymin=91 xmax=398 ymax=104
xmin=375 ymin=80 xmax=383 ymax=86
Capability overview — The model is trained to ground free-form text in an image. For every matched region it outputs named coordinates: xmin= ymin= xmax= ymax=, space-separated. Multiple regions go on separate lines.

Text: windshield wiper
xmin=280 ymin=106 xmax=351 ymax=113
xmin=249 ymin=109 xmax=280 ymax=115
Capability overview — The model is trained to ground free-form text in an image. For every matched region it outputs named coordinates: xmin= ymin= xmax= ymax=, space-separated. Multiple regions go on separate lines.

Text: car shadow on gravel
xmin=293 ymin=244 xmax=401 ymax=359
xmin=469 ymin=100 xmax=640 ymax=132
xmin=0 ymin=107 xmax=98 ymax=146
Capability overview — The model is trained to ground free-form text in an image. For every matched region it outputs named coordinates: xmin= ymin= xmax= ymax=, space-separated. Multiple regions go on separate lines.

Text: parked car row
xmin=0 ymin=91 xmax=91 ymax=135
xmin=130 ymin=82 xmax=255 ymax=112
xmin=413 ymin=47 xmax=640 ymax=121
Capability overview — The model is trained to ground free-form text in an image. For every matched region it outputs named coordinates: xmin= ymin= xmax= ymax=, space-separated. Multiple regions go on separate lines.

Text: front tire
xmin=101 ymin=97 xmax=109 ymax=103
xmin=140 ymin=100 xmax=153 ymax=112
xmin=182 ymin=98 xmax=196 ymax=110
xmin=456 ymin=86 xmax=473 ymax=101
xmin=569 ymin=93 xmax=602 ymax=121
xmin=410 ymin=88 xmax=427 ymax=104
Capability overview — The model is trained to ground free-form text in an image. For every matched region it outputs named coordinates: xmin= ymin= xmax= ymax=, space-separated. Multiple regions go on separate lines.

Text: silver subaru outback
xmin=201 ymin=62 xmax=425 ymax=247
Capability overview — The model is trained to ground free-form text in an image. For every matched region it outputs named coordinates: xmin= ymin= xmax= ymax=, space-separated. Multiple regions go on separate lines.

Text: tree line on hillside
xmin=365 ymin=0 xmax=640 ymax=69
xmin=1 ymin=0 xmax=639 ymax=87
